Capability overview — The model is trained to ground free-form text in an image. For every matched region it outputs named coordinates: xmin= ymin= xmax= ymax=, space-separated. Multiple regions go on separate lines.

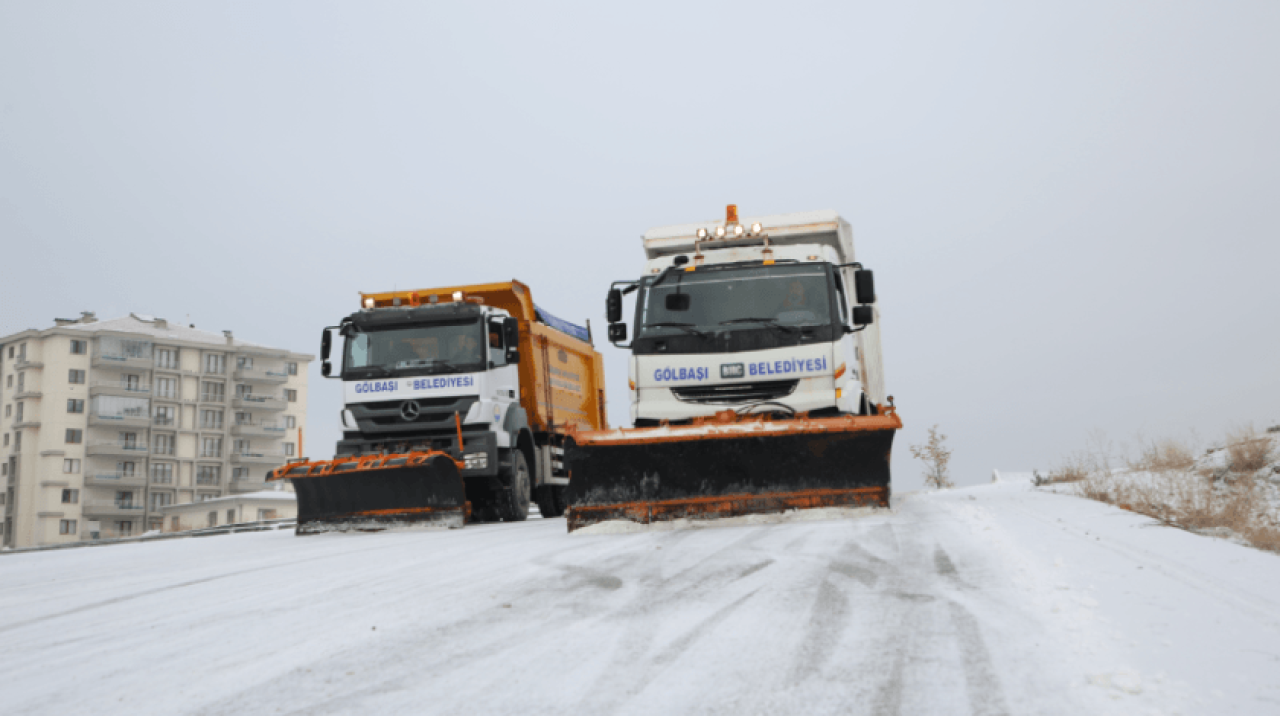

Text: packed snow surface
xmin=4 ymin=478 xmax=1280 ymax=715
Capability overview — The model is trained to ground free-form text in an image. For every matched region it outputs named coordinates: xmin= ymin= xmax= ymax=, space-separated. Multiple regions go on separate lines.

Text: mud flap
xmin=290 ymin=454 xmax=468 ymax=534
xmin=563 ymin=414 xmax=899 ymax=532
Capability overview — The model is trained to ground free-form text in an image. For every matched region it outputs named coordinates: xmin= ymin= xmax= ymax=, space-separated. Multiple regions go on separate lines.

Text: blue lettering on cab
xmin=652 ymin=366 xmax=710 ymax=383
xmin=747 ymin=356 xmax=829 ymax=377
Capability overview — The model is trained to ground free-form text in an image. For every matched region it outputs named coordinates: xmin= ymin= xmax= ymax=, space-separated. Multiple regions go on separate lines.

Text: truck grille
xmin=671 ymin=379 xmax=798 ymax=405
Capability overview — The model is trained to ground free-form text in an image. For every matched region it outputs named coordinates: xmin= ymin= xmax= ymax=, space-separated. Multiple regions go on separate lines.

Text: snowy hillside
xmin=3 ymin=478 xmax=1279 ymax=715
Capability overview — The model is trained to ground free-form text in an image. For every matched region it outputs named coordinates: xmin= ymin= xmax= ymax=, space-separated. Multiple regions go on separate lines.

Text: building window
xmin=15 ymin=402 xmax=22 ymax=422
xmin=3 ymin=405 xmax=8 ymax=417
xmin=284 ymin=415 xmax=297 ymax=429
xmin=59 ymin=519 xmax=77 ymax=535
xmin=197 ymin=464 xmax=221 ymax=485
xmin=150 ymin=492 xmax=172 ymax=510
xmin=18 ymin=343 xmax=27 ymax=361
xmin=235 ymin=412 xmax=252 ymax=425
xmin=115 ymin=521 xmax=133 ymax=536
xmin=14 ymin=431 xmax=21 ymax=450
xmin=65 ymin=429 xmax=83 ymax=444
xmin=232 ymin=467 xmax=249 ymax=480
xmin=5 ymin=345 xmax=11 ymax=359
xmin=115 ymin=491 xmax=134 ymax=508
xmin=237 ymin=356 xmax=253 ymax=369
xmin=154 ymin=434 xmax=174 ymax=455
xmin=170 ymin=516 xmax=182 ymax=532
xmin=201 ymin=382 xmax=225 ymax=402
xmin=118 ymin=461 xmax=137 ymax=477
xmin=3 ymin=434 xmax=8 ymax=446
xmin=63 ymin=459 xmax=81 ymax=474
xmin=151 ymin=462 xmax=174 ymax=484
xmin=61 ymin=488 xmax=79 ymax=504
xmin=67 ymin=399 xmax=85 ymax=413
xmin=200 ymin=409 xmax=223 ymax=429
xmin=155 ymin=348 xmax=179 ymax=369
xmin=284 ymin=442 xmax=296 ymax=457
xmin=236 ymin=384 xmax=253 ymax=398
xmin=70 ymin=339 xmax=87 ymax=355
xmin=204 ymin=353 xmax=225 ymax=375
xmin=226 ymin=509 xmax=236 ymax=524
xmin=233 ymin=439 xmax=250 ymax=455
xmin=154 ymin=405 xmax=175 ymax=426
xmin=200 ymin=437 xmax=222 ymax=458
xmin=5 ymin=375 xmax=11 ymax=387
xmin=285 ymin=389 xmax=298 ymax=402
xmin=287 ymin=362 xmax=298 ymax=376
xmin=69 ymin=369 xmax=85 ymax=384
xmin=258 ymin=508 xmax=278 ymax=520
xmin=17 ymin=373 xmax=25 ymax=392
xmin=1 ymin=463 xmax=6 ymax=476
xmin=155 ymin=377 xmax=176 ymax=399
xmin=207 ymin=512 xmax=217 ymax=528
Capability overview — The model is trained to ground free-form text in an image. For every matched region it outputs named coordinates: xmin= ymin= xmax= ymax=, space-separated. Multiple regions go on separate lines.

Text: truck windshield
xmin=343 ymin=320 xmax=485 ymax=377
xmin=637 ymin=264 xmax=834 ymax=338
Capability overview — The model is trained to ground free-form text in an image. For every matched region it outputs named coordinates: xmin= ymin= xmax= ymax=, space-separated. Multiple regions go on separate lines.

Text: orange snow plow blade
xmin=268 ymin=451 xmax=468 ymax=534
xmin=563 ymin=409 xmax=901 ymax=532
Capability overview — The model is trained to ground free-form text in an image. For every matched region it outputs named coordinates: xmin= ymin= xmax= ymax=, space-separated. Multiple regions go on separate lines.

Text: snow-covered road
xmin=4 ymin=479 xmax=1279 ymax=715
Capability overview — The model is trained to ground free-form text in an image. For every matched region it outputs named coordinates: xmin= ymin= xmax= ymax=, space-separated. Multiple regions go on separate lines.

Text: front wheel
xmin=496 ymin=450 xmax=531 ymax=522
xmin=535 ymin=485 xmax=567 ymax=518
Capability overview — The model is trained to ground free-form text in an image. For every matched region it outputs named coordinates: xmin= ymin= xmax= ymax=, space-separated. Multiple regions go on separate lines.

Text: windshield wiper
xmin=719 ymin=317 xmax=799 ymax=334
xmin=644 ymin=322 xmax=711 ymax=339
xmin=358 ymin=365 xmax=396 ymax=377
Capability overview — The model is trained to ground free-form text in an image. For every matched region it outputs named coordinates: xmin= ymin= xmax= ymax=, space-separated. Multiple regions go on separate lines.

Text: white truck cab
xmin=607 ymin=208 xmax=886 ymax=426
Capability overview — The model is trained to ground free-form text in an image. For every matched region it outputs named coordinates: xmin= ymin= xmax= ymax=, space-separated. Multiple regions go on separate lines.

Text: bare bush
xmin=1129 ymin=438 xmax=1196 ymax=473
xmin=1226 ymin=426 xmax=1274 ymax=473
xmin=909 ymin=425 xmax=953 ymax=489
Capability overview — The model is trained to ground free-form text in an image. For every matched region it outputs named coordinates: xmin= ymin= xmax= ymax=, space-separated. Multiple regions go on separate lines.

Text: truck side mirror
xmin=852 ymin=306 xmax=874 ymax=326
xmin=608 ymin=323 xmax=627 ymax=342
xmin=855 ymin=270 xmax=876 ymax=305
xmin=606 ymin=288 xmax=623 ymax=323
xmin=503 ymin=317 xmax=520 ymax=363
xmin=320 ymin=328 xmax=332 ymax=361
xmin=321 ymin=361 xmax=332 ymax=377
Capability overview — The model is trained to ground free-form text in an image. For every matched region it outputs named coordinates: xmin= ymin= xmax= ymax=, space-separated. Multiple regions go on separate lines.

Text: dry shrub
xmin=1226 ymin=426 xmax=1274 ymax=473
xmin=1074 ymin=470 xmax=1279 ymax=553
xmin=1129 ymin=438 xmax=1196 ymax=473
xmin=909 ymin=425 xmax=954 ymax=489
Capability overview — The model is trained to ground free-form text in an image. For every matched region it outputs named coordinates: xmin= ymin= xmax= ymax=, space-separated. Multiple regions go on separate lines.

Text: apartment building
xmin=0 ymin=312 xmax=311 ymax=548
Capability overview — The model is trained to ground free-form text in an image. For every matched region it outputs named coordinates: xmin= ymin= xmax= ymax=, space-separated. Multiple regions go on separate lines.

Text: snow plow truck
xmin=268 ymin=281 xmax=607 ymax=533
xmin=563 ymin=206 xmax=902 ymax=532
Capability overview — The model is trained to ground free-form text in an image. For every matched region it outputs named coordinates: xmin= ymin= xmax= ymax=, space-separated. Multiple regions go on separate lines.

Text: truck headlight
xmin=464 ymin=452 xmax=488 ymax=470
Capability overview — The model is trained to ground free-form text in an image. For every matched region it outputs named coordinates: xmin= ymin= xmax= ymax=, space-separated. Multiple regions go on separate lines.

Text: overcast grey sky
xmin=2 ymin=1 xmax=1277 ymax=490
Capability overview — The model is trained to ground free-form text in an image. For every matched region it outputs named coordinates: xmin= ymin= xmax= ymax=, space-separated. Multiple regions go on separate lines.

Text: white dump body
xmin=631 ymin=210 xmax=887 ymax=420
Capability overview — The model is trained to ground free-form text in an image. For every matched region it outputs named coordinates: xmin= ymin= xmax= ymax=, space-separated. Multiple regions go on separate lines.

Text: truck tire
xmin=496 ymin=451 xmax=531 ymax=522
xmin=535 ymin=485 xmax=567 ymax=518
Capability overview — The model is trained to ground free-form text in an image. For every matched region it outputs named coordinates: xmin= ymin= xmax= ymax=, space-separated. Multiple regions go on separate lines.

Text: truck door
xmin=487 ymin=317 xmax=519 ymax=421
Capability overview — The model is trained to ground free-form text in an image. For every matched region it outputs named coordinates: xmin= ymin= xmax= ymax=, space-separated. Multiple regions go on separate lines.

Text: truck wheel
xmin=535 ymin=485 xmax=567 ymax=518
xmin=496 ymin=451 xmax=531 ymax=522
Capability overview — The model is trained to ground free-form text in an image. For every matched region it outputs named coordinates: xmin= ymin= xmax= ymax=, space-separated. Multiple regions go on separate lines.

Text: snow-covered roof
xmin=63 ymin=313 xmax=272 ymax=349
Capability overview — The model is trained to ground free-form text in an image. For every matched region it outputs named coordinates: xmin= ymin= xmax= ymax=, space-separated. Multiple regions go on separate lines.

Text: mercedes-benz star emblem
xmin=400 ymin=400 xmax=421 ymax=421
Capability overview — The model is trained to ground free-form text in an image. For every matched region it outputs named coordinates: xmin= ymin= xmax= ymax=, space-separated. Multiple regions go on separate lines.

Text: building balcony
xmin=153 ymin=415 xmax=178 ymax=428
xmin=231 ymin=422 xmax=287 ymax=439
xmin=233 ymin=367 xmax=289 ymax=384
xmin=13 ymin=358 xmax=44 ymax=370
xmin=92 ymin=354 xmax=153 ymax=370
xmin=229 ymin=479 xmax=270 ymax=493
xmin=232 ymin=396 xmax=286 ymax=412
xmin=83 ymin=500 xmax=148 ymax=517
xmin=13 ymin=389 xmax=42 ymax=400
xmin=89 ymin=380 xmax=151 ymax=398
xmin=89 ymin=413 xmax=152 ymax=429
xmin=86 ymin=441 xmax=151 ymax=457
xmin=13 ymin=419 xmax=41 ymax=430
xmin=230 ymin=451 xmax=287 ymax=465
xmin=85 ymin=472 xmax=148 ymax=488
